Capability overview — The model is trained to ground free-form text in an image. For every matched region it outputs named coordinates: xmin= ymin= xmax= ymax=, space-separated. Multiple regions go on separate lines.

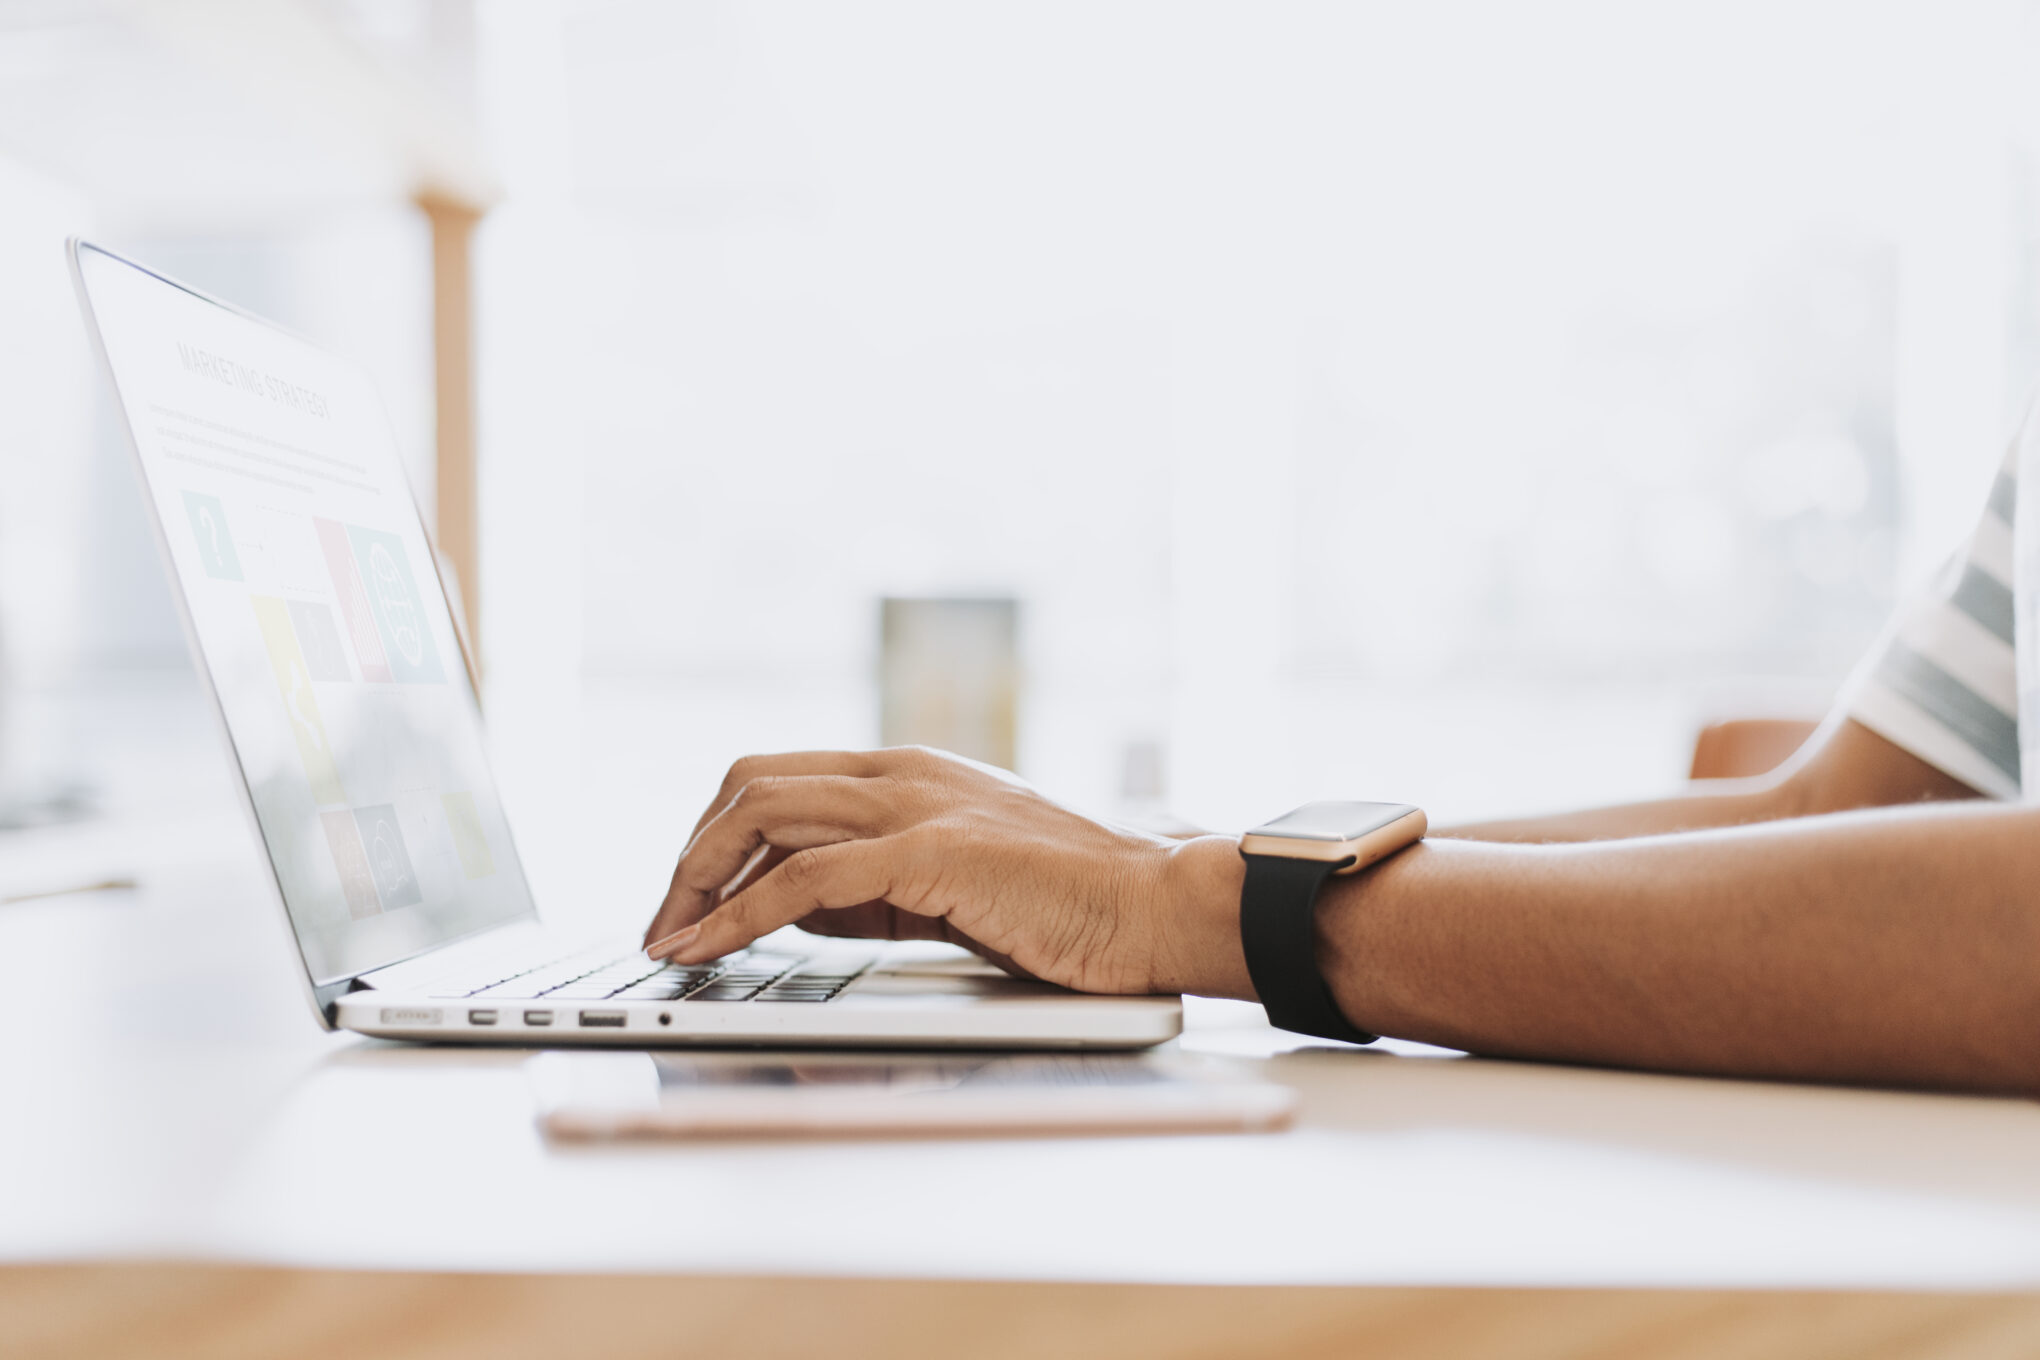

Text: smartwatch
xmin=1238 ymin=801 xmax=1427 ymax=1044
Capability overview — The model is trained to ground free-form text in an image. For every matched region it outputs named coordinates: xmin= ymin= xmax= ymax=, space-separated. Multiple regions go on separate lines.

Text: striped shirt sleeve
xmin=1844 ymin=442 xmax=2021 ymax=799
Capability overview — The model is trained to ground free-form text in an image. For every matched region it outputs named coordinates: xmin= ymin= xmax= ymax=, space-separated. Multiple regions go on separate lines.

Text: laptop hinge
xmin=313 ymin=975 xmax=360 ymax=1023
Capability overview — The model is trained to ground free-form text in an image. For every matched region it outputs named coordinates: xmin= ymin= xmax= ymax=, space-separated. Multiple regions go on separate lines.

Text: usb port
xmin=468 ymin=1008 xmax=499 ymax=1026
xmin=579 ymin=1010 xmax=627 ymax=1028
xmin=523 ymin=1009 xmax=554 ymax=1026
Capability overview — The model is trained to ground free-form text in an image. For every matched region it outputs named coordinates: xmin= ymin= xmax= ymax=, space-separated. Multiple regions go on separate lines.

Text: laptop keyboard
xmin=429 ymin=949 xmax=868 ymax=1004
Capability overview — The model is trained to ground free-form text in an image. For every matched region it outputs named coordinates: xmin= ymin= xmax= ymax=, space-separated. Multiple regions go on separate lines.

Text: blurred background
xmin=6 ymin=0 xmax=2040 ymax=927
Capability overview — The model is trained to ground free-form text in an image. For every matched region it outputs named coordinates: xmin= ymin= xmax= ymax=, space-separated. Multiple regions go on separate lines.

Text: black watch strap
xmin=1239 ymin=852 xmax=1378 ymax=1044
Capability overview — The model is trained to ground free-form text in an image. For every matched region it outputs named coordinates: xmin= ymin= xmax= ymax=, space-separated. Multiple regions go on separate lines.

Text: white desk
xmin=6 ymin=812 xmax=2040 ymax=1356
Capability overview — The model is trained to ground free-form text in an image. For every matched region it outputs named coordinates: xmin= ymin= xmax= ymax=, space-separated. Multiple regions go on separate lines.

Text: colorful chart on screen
xmin=77 ymin=246 xmax=536 ymax=983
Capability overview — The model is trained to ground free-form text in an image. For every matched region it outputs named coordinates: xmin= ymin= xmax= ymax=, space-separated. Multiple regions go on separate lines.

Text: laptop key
xmin=443 ymin=952 xmax=796 ymax=1003
xmin=478 ymin=981 xmax=572 ymax=999
xmin=633 ymin=981 xmax=705 ymax=999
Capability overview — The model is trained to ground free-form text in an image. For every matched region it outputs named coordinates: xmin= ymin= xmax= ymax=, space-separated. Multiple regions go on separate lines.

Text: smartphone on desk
xmin=527 ymin=1051 xmax=1296 ymax=1140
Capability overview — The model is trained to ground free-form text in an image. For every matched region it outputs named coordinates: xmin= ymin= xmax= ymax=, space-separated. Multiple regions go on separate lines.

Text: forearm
xmin=1439 ymin=719 xmax=1981 ymax=844
xmin=1290 ymin=801 xmax=2040 ymax=1092
xmin=1437 ymin=778 xmax=1789 ymax=843
xmin=666 ymin=735 xmax=2016 ymax=1092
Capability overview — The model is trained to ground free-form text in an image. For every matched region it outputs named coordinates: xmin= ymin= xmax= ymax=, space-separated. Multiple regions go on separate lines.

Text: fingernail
xmin=647 ymin=924 xmax=699 ymax=960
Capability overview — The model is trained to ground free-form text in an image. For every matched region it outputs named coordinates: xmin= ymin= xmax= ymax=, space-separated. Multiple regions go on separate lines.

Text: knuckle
xmin=714 ymin=891 xmax=757 ymax=931
xmin=869 ymin=774 xmax=916 ymax=821
xmin=778 ymin=847 xmax=826 ymax=894
xmin=675 ymin=852 xmax=722 ymax=892
xmin=728 ymin=774 xmax=780 ymax=810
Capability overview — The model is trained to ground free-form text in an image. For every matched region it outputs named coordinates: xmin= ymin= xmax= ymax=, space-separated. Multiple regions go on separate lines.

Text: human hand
xmin=641 ymin=747 xmax=1251 ymax=997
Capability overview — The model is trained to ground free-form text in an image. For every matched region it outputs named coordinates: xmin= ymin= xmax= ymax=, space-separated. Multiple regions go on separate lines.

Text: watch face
xmin=1248 ymin=801 xmax=1417 ymax=842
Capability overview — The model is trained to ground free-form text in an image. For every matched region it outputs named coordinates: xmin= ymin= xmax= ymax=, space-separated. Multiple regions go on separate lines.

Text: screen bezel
xmin=68 ymin=237 xmax=541 ymax=1027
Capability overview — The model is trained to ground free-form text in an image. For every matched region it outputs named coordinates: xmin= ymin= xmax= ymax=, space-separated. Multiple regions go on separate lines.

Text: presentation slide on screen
xmin=80 ymin=249 xmax=533 ymax=982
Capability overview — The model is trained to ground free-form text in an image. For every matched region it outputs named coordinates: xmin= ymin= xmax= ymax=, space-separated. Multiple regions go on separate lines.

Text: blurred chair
xmin=1688 ymin=719 xmax=1820 ymax=781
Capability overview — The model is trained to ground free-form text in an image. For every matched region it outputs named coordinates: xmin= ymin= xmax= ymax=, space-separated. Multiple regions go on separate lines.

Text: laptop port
xmin=468 ymin=1008 xmax=499 ymax=1026
xmin=523 ymin=1009 xmax=554 ymax=1026
xmin=579 ymin=1010 xmax=627 ymax=1028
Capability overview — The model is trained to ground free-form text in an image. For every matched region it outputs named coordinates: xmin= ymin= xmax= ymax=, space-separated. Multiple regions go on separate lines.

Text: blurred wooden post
xmin=880 ymin=598 xmax=1020 ymax=770
xmin=419 ymin=192 xmax=484 ymax=676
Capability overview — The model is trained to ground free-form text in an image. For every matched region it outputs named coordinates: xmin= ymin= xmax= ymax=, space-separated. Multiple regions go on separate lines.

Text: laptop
xmin=70 ymin=239 xmax=1180 ymax=1051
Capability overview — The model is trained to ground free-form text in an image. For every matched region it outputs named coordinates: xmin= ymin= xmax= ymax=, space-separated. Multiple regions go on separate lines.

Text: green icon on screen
xmin=181 ymin=491 xmax=244 ymax=582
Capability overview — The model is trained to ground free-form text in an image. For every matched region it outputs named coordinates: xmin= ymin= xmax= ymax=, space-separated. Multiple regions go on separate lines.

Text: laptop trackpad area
xmin=852 ymin=945 xmax=1068 ymax=1001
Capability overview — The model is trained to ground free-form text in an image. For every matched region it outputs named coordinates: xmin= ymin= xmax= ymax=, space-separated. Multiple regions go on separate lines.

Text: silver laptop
xmin=71 ymin=239 xmax=1179 ymax=1050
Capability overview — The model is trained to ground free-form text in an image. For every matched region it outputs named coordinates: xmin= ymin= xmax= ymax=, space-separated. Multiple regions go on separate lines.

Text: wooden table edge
xmin=8 ymin=1262 xmax=2040 ymax=1359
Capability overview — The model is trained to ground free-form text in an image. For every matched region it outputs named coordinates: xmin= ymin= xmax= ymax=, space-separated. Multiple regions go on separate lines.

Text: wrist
xmin=1149 ymin=834 xmax=1254 ymax=999
xmin=1310 ymin=838 xmax=1430 ymax=1039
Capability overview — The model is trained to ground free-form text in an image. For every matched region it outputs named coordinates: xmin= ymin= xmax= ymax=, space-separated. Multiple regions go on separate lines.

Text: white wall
xmin=478 ymin=0 xmax=1984 ymax=885
xmin=9 ymin=2 xmax=2040 ymax=919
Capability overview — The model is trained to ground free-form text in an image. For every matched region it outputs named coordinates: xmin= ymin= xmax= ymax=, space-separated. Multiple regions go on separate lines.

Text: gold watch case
xmin=1238 ymin=801 xmax=1427 ymax=874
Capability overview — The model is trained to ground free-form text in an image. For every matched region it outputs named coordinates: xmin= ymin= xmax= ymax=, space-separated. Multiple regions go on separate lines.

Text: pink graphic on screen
xmin=314 ymin=516 xmax=393 ymax=682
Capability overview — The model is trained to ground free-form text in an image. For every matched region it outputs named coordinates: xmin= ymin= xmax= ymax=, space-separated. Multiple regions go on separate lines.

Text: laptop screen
xmin=74 ymin=242 xmax=538 ymax=985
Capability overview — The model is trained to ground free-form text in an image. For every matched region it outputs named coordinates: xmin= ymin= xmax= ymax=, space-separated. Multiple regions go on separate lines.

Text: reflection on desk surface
xmin=650 ymin=1053 xmax=1176 ymax=1090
